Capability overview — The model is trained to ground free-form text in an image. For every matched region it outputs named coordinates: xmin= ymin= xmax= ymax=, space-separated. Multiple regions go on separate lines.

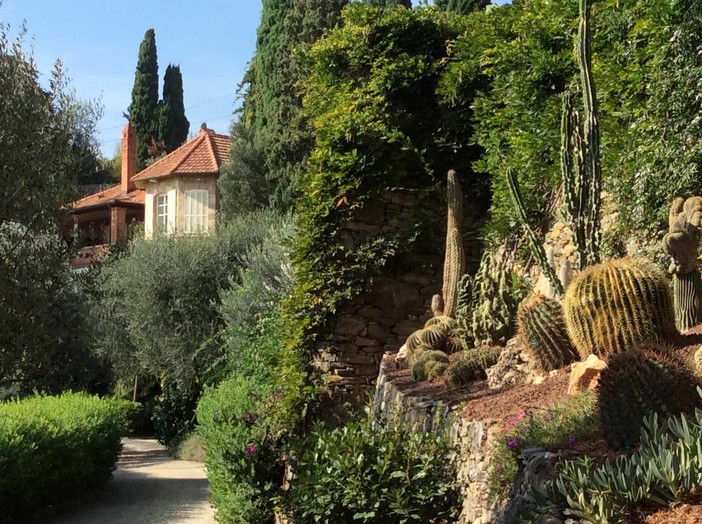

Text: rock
xmin=395 ymin=343 xmax=410 ymax=367
xmin=486 ymin=337 xmax=540 ymax=390
xmin=568 ymin=354 xmax=607 ymax=395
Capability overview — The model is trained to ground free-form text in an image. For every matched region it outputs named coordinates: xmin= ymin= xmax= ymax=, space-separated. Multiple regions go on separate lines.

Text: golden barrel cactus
xmin=563 ymin=258 xmax=677 ymax=359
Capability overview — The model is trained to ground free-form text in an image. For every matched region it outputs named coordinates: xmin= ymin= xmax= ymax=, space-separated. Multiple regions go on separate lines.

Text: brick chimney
xmin=121 ymin=123 xmax=136 ymax=193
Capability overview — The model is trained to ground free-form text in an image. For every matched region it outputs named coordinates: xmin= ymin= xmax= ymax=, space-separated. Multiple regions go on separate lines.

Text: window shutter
xmin=145 ymin=193 xmax=154 ymax=239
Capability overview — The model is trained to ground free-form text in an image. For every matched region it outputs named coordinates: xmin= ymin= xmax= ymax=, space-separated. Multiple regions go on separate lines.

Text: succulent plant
xmin=441 ymin=169 xmax=466 ymax=318
xmin=444 ymin=346 xmax=502 ymax=389
xmin=694 ymin=346 xmax=702 ymax=375
xmin=597 ymin=347 xmax=702 ymax=449
xmin=418 ymin=326 xmax=447 ymax=351
xmin=406 ymin=330 xmax=424 ymax=352
xmin=517 ymin=293 xmax=578 ymax=371
xmin=411 ymin=350 xmax=450 ymax=382
xmin=424 ymin=315 xmax=457 ymax=332
xmin=663 ymin=197 xmax=702 ymax=331
xmin=563 ymin=257 xmax=678 ymax=359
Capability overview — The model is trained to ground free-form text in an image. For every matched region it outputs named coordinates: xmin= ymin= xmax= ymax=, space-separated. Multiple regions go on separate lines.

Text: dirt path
xmin=51 ymin=438 xmax=215 ymax=524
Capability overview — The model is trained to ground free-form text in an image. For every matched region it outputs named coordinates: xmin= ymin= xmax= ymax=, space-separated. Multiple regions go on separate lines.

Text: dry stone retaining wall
xmin=315 ymin=187 xmax=486 ymax=403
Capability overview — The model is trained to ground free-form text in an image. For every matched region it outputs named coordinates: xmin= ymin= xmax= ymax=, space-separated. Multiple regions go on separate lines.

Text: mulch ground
xmin=385 ymin=328 xmax=702 ymax=521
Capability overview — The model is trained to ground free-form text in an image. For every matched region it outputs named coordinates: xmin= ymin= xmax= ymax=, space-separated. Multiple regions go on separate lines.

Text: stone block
xmin=568 ymin=354 xmax=607 ymax=395
xmin=355 ymin=336 xmax=380 ymax=347
xmin=368 ymin=322 xmax=391 ymax=339
xmin=357 ymin=305 xmax=382 ymax=320
xmin=392 ymin=319 xmax=420 ymax=337
xmin=335 ymin=315 xmax=367 ymax=337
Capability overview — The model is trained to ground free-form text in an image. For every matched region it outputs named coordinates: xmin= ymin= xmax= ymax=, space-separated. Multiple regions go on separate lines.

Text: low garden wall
xmin=373 ymin=353 xmax=503 ymax=524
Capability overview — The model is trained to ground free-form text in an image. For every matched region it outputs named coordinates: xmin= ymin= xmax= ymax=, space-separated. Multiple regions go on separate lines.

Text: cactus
xmin=444 ymin=346 xmax=502 ymax=389
xmin=694 ymin=346 xmax=702 ymax=375
xmin=425 ymin=315 xmax=457 ymax=332
xmin=406 ymin=330 xmax=424 ymax=352
xmin=598 ymin=348 xmax=702 ymax=449
xmin=455 ymin=251 xmax=526 ymax=347
xmin=411 ymin=350 xmax=450 ymax=382
xmin=506 ymin=167 xmax=564 ymax=296
xmin=431 ymin=294 xmax=444 ymax=318
xmin=418 ymin=326 xmax=447 ymax=351
xmin=441 ymin=169 xmax=466 ymax=318
xmin=517 ymin=293 xmax=578 ymax=371
xmin=563 ymin=258 xmax=678 ymax=359
xmin=663 ymin=196 xmax=702 ymax=331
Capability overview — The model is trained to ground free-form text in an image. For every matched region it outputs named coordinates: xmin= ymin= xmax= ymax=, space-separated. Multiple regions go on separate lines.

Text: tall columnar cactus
xmin=441 ymin=169 xmax=466 ymax=318
xmin=663 ymin=196 xmax=702 ymax=331
xmin=517 ymin=293 xmax=578 ymax=371
xmin=563 ymin=258 xmax=678 ymax=359
xmin=506 ymin=167 xmax=564 ymax=296
xmin=598 ymin=348 xmax=702 ymax=450
xmin=561 ymin=0 xmax=602 ymax=271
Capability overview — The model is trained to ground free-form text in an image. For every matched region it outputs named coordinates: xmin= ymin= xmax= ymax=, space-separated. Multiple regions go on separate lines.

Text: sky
xmin=0 ymin=1 xmax=509 ymax=158
xmin=0 ymin=0 xmax=261 ymax=157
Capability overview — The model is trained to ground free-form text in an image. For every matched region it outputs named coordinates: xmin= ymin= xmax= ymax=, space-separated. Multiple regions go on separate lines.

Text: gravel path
xmin=51 ymin=438 xmax=215 ymax=524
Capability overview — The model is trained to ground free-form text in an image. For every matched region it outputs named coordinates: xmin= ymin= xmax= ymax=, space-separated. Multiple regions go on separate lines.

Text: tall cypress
xmin=159 ymin=64 xmax=190 ymax=153
xmin=369 ymin=0 xmax=412 ymax=7
xmin=127 ymin=29 xmax=159 ymax=171
xmin=434 ymin=0 xmax=490 ymax=14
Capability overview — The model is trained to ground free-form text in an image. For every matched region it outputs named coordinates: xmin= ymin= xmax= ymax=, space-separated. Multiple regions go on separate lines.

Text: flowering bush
xmin=488 ymin=393 xmax=597 ymax=500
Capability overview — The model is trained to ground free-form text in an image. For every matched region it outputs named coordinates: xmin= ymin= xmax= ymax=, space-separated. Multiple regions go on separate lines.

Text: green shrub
xmin=529 ymin=402 xmax=702 ymax=523
xmin=286 ymin=415 xmax=461 ymax=523
xmin=176 ymin=432 xmax=206 ymax=463
xmin=0 ymin=392 xmax=129 ymax=521
xmin=488 ymin=393 xmax=597 ymax=501
xmin=196 ymin=374 xmax=288 ymax=524
xmin=151 ymin=381 xmax=200 ymax=449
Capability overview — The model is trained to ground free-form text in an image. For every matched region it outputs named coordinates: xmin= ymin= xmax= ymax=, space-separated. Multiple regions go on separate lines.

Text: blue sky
xmin=1 ymin=1 xmax=509 ymax=158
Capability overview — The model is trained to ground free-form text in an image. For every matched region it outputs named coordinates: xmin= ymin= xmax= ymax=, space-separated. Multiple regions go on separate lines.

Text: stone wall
xmin=314 ymin=187 xmax=487 ymax=402
xmin=372 ymin=354 xmax=503 ymax=524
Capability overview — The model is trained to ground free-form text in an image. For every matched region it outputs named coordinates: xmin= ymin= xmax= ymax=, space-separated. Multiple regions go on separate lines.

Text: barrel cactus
xmin=444 ymin=346 xmax=502 ymax=389
xmin=517 ymin=293 xmax=578 ymax=371
xmin=598 ymin=347 xmax=702 ymax=449
xmin=411 ymin=350 xmax=450 ymax=382
xmin=563 ymin=257 xmax=677 ymax=359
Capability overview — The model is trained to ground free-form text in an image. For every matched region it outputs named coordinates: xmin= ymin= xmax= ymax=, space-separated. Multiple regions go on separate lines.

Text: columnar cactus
xmin=563 ymin=258 xmax=678 ymax=359
xmin=598 ymin=348 xmax=702 ymax=449
xmin=517 ymin=293 xmax=578 ymax=371
xmin=444 ymin=346 xmax=502 ymax=389
xmin=663 ymin=196 xmax=702 ymax=331
xmin=441 ymin=169 xmax=466 ymax=318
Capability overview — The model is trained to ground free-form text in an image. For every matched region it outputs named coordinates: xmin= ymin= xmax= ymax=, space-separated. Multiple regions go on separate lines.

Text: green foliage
xmin=127 ymin=28 xmax=159 ymax=171
xmin=197 ymin=374 xmax=288 ymax=524
xmin=286 ymin=415 xmax=461 ymax=523
xmin=0 ymin=223 xmax=110 ymax=398
xmin=151 ymin=380 xmax=200 ymax=449
xmin=563 ymin=257 xmax=678 ymax=359
xmin=0 ymin=392 xmax=130 ymax=521
xmin=93 ymin=211 xmax=285 ymax=387
xmin=158 ymin=64 xmax=189 ymax=153
xmin=530 ymin=405 xmax=702 ymax=523
xmin=435 ymin=0 xmax=490 ymax=14
xmin=488 ymin=392 xmax=597 ymax=501
xmin=517 ymin=293 xmax=577 ymax=372
xmin=597 ymin=349 xmax=702 ymax=450
xmin=444 ymin=345 xmax=501 ymax=388
xmin=411 ymin=350 xmax=450 ymax=382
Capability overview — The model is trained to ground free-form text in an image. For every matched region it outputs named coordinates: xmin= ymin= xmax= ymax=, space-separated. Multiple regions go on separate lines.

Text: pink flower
xmin=245 ymin=444 xmax=258 ymax=456
xmin=495 ymin=464 xmax=503 ymax=473
xmin=507 ymin=438 xmax=520 ymax=449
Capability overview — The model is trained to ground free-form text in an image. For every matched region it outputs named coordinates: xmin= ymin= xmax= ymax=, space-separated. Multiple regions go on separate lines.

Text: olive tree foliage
xmin=0 ymin=22 xmax=107 ymax=397
xmin=92 ymin=211 xmax=290 ymax=388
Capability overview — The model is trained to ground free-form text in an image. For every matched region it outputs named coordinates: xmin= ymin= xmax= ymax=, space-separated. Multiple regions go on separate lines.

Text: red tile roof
xmin=71 ymin=185 xmax=145 ymax=211
xmin=132 ymin=128 xmax=230 ymax=184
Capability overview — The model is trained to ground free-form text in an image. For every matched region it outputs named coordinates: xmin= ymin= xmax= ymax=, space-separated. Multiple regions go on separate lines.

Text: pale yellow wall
xmin=143 ymin=174 xmax=218 ymax=238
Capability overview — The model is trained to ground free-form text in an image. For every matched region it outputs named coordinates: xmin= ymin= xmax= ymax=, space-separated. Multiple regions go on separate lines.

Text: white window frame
xmin=156 ymin=193 xmax=169 ymax=232
xmin=184 ymin=189 xmax=209 ymax=234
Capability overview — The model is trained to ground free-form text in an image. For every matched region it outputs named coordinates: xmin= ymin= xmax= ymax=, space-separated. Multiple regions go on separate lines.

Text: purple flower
xmin=245 ymin=444 xmax=258 ymax=456
xmin=245 ymin=412 xmax=255 ymax=425
xmin=507 ymin=438 xmax=520 ymax=449
xmin=567 ymin=436 xmax=577 ymax=446
xmin=543 ymin=413 xmax=553 ymax=422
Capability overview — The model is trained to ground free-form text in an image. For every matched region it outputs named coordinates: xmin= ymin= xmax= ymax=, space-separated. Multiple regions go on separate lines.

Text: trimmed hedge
xmin=0 ymin=392 xmax=134 ymax=522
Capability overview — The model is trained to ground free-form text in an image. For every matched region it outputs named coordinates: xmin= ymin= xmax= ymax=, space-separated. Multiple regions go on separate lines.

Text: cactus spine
xmin=506 ymin=167 xmax=564 ymax=296
xmin=517 ymin=293 xmax=578 ymax=371
xmin=598 ymin=348 xmax=702 ymax=450
xmin=561 ymin=0 xmax=602 ymax=271
xmin=441 ymin=169 xmax=466 ymax=318
xmin=444 ymin=346 xmax=502 ymax=389
xmin=663 ymin=196 xmax=702 ymax=331
xmin=563 ymin=258 xmax=678 ymax=359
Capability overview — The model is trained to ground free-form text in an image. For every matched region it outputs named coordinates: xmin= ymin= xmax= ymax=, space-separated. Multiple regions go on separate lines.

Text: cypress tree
xmin=369 ymin=0 xmax=412 ymax=7
xmin=127 ymin=29 xmax=159 ymax=171
xmin=159 ymin=64 xmax=190 ymax=153
xmin=434 ymin=0 xmax=489 ymax=14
